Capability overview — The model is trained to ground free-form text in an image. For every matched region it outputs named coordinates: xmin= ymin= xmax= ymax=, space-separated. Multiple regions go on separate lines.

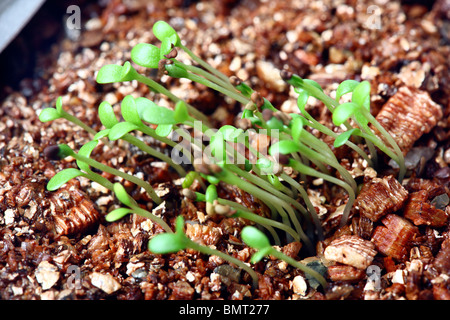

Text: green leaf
xmin=96 ymin=64 xmax=124 ymax=84
xmin=332 ymin=102 xmax=360 ymax=126
xmin=96 ymin=62 xmax=137 ymax=84
xmin=269 ymin=140 xmax=300 ymax=156
xmin=105 ymin=207 xmax=134 ymax=222
xmin=286 ymin=74 xmax=303 ymax=87
xmin=235 ymin=82 xmax=253 ymax=98
xmin=241 ymin=226 xmax=271 ymax=250
xmin=250 ymin=247 xmax=272 ymax=263
xmin=255 ymin=157 xmax=273 ymax=174
xmin=55 ymin=96 xmax=63 ymax=114
xmin=58 ymin=144 xmax=76 ymax=158
xmin=98 ymin=101 xmax=118 ymax=129
xmin=121 ymin=95 xmax=142 ymax=126
xmin=333 ymin=128 xmax=361 ymax=148
xmin=136 ymin=97 xmax=176 ymax=125
xmin=267 ymin=174 xmax=283 ymax=190
xmin=219 ymin=125 xmax=244 ymax=142
xmin=303 ymin=79 xmax=323 ymax=92
xmin=160 ymin=37 xmax=174 ymax=59
xmin=120 ymin=62 xmax=138 ymax=81
xmin=296 ymin=91 xmax=309 ymax=113
xmin=77 ymin=140 xmax=98 ymax=172
xmin=266 ymin=116 xmax=284 ymax=130
xmin=335 ymin=79 xmax=359 ymax=102
xmin=352 ymin=81 xmax=371 ymax=109
xmin=291 ymin=117 xmax=304 ymax=141
xmin=261 ymin=98 xmax=277 ymax=112
xmin=39 ymin=108 xmax=61 ymax=122
xmin=47 ymin=168 xmax=85 ymax=191
xmin=113 ymin=183 xmax=134 ymax=207
xmin=182 ymin=171 xmax=197 ymax=188
xmin=205 ymin=185 xmax=218 ymax=203
xmin=131 ymin=43 xmax=161 ymax=69
xmin=152 ymin=21 xmax=181 ymax=46
xmin=175 ymin=215 xmax=185 ymax=234
xmin=209 ymin=134 xmax=225 ymax=160
xmin=155 ymin=124 xmax=173 ymax=137
xmin=108 ymin=122 xmax=139 ymax=141
xmin=148 ymin=233 xmax=186 ymax=254
xmin=165 ymin=63 xmax=188 ymax=78
xmin=94 ymin=129 xmax=110 ymax=140
xmin=174 ymin=101 xmax=189 ymax=123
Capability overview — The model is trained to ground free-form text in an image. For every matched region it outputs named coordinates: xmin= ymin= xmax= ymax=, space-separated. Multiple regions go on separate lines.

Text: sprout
xmin=148 ymin=216 xmax=259 ymax=287
xmin=40 ymin=21 xmax=416 ymax=293
xmin=241 ymin=226 xmax=327 ymax=289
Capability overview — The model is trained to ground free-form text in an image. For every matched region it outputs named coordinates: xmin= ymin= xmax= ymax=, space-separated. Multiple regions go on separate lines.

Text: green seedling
xmin=41 ymin=20 xmax=411 ymax=292
xmin=332 ymin=81 xmax=406 ymax=182
xmin=241 ymin=226 xmax=327 ymax=289
xmin=149 ymin=216 xmax=259 ymax=287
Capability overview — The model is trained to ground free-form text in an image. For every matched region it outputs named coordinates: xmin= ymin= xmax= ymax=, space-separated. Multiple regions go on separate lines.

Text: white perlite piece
xmin=291 ymin=275 xmax=308 ymax=296
xmin=35 ymin=261 xmax=60 ymax=290
xmin=90 ymin=272 xmax=121 ymax=294
xmin=324 ymin=235 xmax=377 ymax=270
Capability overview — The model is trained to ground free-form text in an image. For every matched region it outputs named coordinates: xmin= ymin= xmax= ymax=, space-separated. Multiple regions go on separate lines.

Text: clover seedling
xmin=241 ymin=226 xmax=327 ymax=288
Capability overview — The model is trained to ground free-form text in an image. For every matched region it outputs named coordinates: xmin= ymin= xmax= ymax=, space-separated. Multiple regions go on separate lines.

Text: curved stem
xmin=187 ymin=239 xmax=259 ymax=288
xmin=123 ymin=134 xmax=187 ymax=177
xmin=133 ymin=73 xmax=210 ymax=124
xmin=280 ymin=173 xmax=324 ymax=241
xmin=71 ymin=153 xmax=162 ymax=204
xmin=361 ymin=108 xmax=406 ymax=182
xmin=269 ymin=248 xmax=327 ymax=288
xmin=289 ymin=159 xmax=355 ymax=228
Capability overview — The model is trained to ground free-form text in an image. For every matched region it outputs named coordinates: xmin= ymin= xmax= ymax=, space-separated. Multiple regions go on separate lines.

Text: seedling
xmin=149 ymin=216 xmax=259 ymax=287
xmin=41 ymin=20 xmax=409 ymax=292
xmin=241 ymin=226 xmax=327 ymax=289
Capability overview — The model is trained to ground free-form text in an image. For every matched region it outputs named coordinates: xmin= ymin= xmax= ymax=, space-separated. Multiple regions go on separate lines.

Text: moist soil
xmin=0 ymin=0 xmax=449 ymax=300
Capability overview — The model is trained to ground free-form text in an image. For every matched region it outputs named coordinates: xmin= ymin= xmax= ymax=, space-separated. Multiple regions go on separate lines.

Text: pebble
xmin=90 ymin=272 xmax=122 ymax=294
xmin=35 ymin=261 xmax=60 ymax=290
xmin=292 ymin=275 xmax=308 ymax=296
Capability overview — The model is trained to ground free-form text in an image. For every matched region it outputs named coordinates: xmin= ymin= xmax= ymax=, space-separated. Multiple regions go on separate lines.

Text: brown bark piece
xmin=328 ymin=265 xmax=365 ymax=282
xmin=355 ymin=175 xmax=409 ymax=222
xmin=375 ymin=86 xmax=443 ymax=155
xmin=403 ymin=190 xmax=448 ymax=227
xmin=372 ymin=214 xmax=418 ymax=261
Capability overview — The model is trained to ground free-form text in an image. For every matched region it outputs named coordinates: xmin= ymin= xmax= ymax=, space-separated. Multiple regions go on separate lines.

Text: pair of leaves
xmin=96 ymin=61 xmax=138 ymax=84
xmin=332 ymin=81 xmax=370 ymax=147
xmin=332 ymin=81 xmax=371 ymax=126
xmin=101 ymin=96 xmax=190 ymax=140
xmin=240 ymin=226 xmax=273 ymax=263
xmin=46 ymin=144 xmax=90 ymax=191
xmin=131 ymin=21 xmax=180 ymax=69
xmin=105 ymin=183 xmax=141 ymax=222
xmin=148 ymin=216 xmax=187 ymax=254
xmin=39 ymin=97 xmax=64 ymax=122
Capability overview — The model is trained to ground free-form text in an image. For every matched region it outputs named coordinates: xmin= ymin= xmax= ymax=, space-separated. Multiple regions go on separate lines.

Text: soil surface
xmin=0 ymin=0 xmax=449 ymax=300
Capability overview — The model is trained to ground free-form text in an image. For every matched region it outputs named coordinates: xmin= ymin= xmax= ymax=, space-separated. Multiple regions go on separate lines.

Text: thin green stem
xmin=289 ymin=159 xmax=355 ymax=228
xmin=123 ymin=133 xmax=187 ymax=177
xmin=187 ymin=239 xmax=259 ymax=287
xmin=180 ymin=44 xmax=231 ymax=85
xmin=130 ymin=205 xmax=172 ymax=233
xmin=134 ymin=73 xmax=210 ymax=124
xmin=71 ymin=152 xmax=162 ymax=204
xmin=280 ymin=173 xmax=324 ymax=241
xmin=361 ymin=108 xmax=406 ymax=182
xmin=61 ymin=111 xmax=97 ymax=136
xmin=269 ymin=248 xmax=327 ymax=288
